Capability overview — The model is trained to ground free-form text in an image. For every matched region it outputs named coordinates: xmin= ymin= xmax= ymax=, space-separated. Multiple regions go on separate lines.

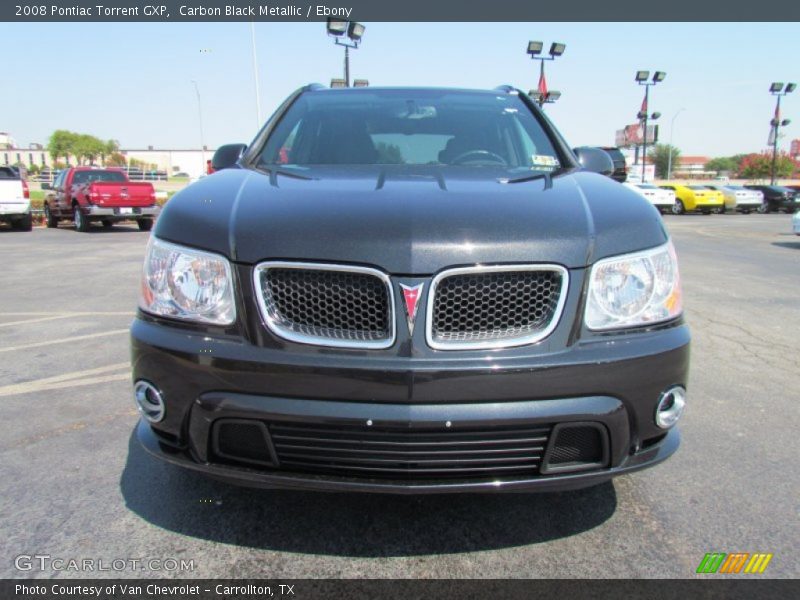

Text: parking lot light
xmin=326 ymin=20 xmax=366 ymax=87
xmin=353 ymin=79 xmax=369 ymax=88
xmin=636 ymin=69 xmax=665 ymax=183
xmin=769 ymin=81 xmax=795 ymax=184
xmin=527 ymin=40 xmax=565 ymax=107
xmin=330 ymin=78 xmax=347 ymax=88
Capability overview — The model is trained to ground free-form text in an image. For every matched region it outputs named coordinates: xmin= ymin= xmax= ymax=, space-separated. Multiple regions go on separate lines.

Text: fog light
xmin=655 ymin=385 xmax=686 ymax=429
xmin=133 ymin=380 xmax=165 ymax=423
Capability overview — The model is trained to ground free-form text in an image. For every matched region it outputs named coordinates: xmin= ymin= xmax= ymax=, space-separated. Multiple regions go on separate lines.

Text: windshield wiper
xmin=497 ymin=171 xmax=553 ymax=189
xmin=254 ymin=165 xmax=316 ymax=181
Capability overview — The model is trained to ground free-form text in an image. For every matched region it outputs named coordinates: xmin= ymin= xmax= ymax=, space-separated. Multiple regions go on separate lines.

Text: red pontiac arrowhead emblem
xmin=399 ymin=283 xmax=424 ymax=336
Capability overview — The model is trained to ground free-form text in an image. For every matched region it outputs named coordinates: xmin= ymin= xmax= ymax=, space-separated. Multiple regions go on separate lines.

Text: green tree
xmin=649 ymin=144 xmax=681 ymax=179
xmin=101 ymin=139 xmax=120 ymax=165
xmin=72 ymin=134 xmax=106 ymax=165
xmin=106 ymin=152 xmax=127 ymax=167
xmin=48 ymin=130 xmax=77 ymax=164
xmin=705 ymin=156 xmax=737 ymax=174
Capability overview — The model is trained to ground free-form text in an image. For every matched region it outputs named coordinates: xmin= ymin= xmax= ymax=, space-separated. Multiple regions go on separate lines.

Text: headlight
xmin=585 ymin=240 xmax=682 ymax=330
xmin=139 ymin=237 xmax=236 ymax=325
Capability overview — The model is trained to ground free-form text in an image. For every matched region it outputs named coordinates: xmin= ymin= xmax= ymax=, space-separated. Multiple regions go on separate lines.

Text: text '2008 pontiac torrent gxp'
xmin=131 ymin=85 xmax=689 ymax=493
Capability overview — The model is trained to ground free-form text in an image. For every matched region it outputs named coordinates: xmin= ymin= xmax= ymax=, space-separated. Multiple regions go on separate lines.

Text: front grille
xmin=254 ymin=262 xmax=394 ymax=348
xmin=269 ymin=422 xmax=552 ymax=479
xmin=428 ymin=265 xmax=567 ymax=349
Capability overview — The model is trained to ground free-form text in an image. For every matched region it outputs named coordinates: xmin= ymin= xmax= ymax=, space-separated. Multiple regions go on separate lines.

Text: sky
xmin=2 ymin=21 xmax=799 ymax=157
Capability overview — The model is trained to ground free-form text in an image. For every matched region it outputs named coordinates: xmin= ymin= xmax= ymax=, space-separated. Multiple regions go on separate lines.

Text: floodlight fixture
xmin=785 ymin=83 xmax=797 ymax=94
xmin=527 ymin=41 xmax=543 ymax=55
xmin=330 ymin=78 xmax=347 ymax=88
xmin=635 ymin=70 xmax=650 ymax=82
xmin=652 ymin=71 xmax=666 ymax=83
xmin=327 ymin=18 xmax=347 ymax=36
xmin=353 ymin=79 xmax=369 ymax=87
xmin=549 ymin=42 xmax=566 ymax=56
xmin=348 ymin=22 xmax=365 ymax=41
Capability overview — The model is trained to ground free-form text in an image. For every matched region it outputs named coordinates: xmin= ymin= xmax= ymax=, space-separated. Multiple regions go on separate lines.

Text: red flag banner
xmin=538 ymin=72 xmax=548 ymax=97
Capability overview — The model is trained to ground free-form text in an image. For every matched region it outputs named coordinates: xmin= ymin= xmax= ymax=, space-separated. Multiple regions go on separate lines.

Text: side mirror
xmin=573 ymin=147 xmax=615 ymax=177
xmin=211 ymin=143 xmax=247 ymax=171
xmin=40 ymin=182 xmax=52 ymax=190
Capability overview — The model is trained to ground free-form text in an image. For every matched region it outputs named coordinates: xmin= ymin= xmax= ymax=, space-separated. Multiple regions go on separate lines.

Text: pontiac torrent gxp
xmin=130 ymin=85 xmax=690 ymax=493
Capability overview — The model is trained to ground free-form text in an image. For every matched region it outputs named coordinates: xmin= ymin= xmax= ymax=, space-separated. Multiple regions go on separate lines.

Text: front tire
xmin=102 ymin=219 xmax=113 ymax=229
xmin=44 ymin=204 xmax=58 ymax=228
xmin=74 ymin=205 xmax=90 ymax=232
xmin=137 ymin=219 xmax=153 ymax=232
xmin=672 ymin=200 xmax=685 ymax=215
xmin=757 ymin=200 xmax=770 ymax=214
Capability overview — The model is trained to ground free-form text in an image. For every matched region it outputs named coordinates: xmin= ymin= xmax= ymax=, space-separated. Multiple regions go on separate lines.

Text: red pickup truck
xmin=43 ymin=167 xmax=160 ymax=232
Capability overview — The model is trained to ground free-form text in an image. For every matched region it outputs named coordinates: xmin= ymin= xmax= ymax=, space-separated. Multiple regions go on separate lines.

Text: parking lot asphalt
xmin=0 ymin=214 xmax=798 ymax=579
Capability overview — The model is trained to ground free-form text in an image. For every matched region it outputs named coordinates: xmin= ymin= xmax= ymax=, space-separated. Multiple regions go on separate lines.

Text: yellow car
xmin=658 ymin=184 xmax=725 ymax=214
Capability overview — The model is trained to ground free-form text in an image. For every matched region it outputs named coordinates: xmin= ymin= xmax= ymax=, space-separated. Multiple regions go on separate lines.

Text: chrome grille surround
xmin=425 ymin=264 xmax=569 ymax=350
xmin=253 ymin=261 xmax=396 ymax=349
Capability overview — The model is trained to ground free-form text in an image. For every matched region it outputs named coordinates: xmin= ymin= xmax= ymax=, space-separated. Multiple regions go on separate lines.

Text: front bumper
xmin=86 ymin=205 xmax=160 ymax=217
xmin=131 ymin=315 xmax=690 ymax=493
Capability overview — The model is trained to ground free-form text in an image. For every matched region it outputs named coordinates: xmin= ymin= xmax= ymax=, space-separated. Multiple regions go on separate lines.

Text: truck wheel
xmin=672 ymin=200 xmax=685 ymax=215
xmin=15 ymin=214 xmax=33 ymax=232
xmin=44 ymin=204 xmax=58 ymax=228
xmin=137 ymin=219 xmax=153 ymax=232
xmin=102 ymin=219 xmax=113 ymax=229
xmin=74 ymin=206 xmax=90 ymax=232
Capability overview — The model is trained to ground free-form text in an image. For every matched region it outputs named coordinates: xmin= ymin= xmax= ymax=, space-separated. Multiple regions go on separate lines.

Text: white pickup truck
xmin=0 ymin=166 xmax=32 ymax=231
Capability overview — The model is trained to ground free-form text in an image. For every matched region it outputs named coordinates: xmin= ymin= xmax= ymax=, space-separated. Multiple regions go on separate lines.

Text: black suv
xmin=131 ymin=85 xmax=689 ymax=493
xmin=744 ymin=184 xmax=798 ymax=213
xmin=599 ymin=146 xmax=628 ymax=182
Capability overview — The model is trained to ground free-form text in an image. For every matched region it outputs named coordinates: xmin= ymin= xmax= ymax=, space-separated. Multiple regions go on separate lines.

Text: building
xmin=673 ymin=156 xmax=713 ymax=178
xmin=0 ymin=131 xmax=214 ymax=179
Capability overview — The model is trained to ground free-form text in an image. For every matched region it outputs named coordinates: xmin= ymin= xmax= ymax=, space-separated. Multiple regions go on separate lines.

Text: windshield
xmin=256 ymin=89 xmax=561 ymax=171
xmin=72 ymin=170 xmax=127 ymax=185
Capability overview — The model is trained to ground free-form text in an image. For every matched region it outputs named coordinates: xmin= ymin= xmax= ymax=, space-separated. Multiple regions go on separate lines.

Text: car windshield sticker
xmin=532 ymin=155 xmax=559 ymax=170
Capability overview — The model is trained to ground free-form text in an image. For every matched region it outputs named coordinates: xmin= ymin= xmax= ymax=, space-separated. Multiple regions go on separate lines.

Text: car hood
xmin=155 ymin=166 xmax=666 ymax=272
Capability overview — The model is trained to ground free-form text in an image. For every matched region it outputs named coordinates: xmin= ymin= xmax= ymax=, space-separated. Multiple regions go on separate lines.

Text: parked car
xmin=623 ymin=182 xmax=676 ymax=213
xmin=703 ymin=185 xmax=763 ymax=214
xmin=171 ymin=172 xmax=190 ymax=178
xmin=131 ymin=84 xmax=689 ymax=494
xmin=0 ymin=165 xmax=32 ymax=231
xmin=743 ymin=184 xmax=798 ymax=213
xmin=599 ymin=146 xmax=627 ymax=182
xmin=43 ymin=166 xmax=159 ymax=232
xmin=659 ymin=183 xmax=724 ymax=214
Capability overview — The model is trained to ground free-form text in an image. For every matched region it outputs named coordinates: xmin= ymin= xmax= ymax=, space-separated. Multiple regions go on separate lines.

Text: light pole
xmin=667 ymin=108 xmax=686 ymax=181
xmin=768 ymin=82 xmax=795 ymax=185
xmin=191 ymin=80 xmax=205 ymax=174
xmin=635 ymin=70 xmax=666 ymax=183
xmin=526 ymin=41 xmax=566 ymax=107
xmin=326 ymin=19 xmax=365 ymax=87
xmin=250 ymin=22 xmax=262 ymax=127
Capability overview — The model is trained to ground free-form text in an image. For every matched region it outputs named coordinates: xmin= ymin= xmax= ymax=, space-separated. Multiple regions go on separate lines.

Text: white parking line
xmin=0 ymin=363 xmax=131 ymax=397
xmin=0 ymin=315 xmax=84 ymax=328
xmin=0 ymin=329 xmax=129 ymax=353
